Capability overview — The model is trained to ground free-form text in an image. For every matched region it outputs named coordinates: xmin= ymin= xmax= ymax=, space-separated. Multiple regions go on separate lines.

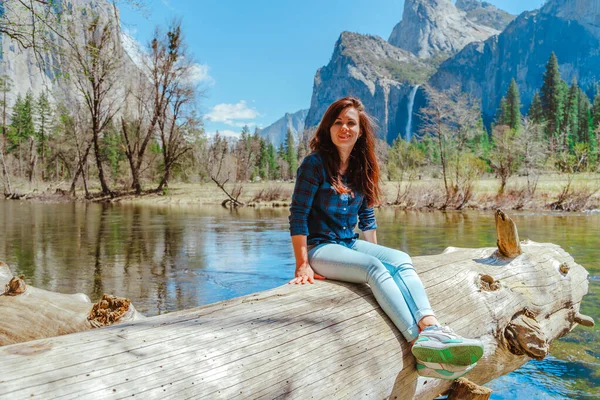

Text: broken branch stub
xmin=574 ymin=312 xmax=595 ymax=328
xmin=495 ymin=209 xmax=522 ymax=258
xmin=447 ymin=378 xmax=492 ymax=400
xmin=503 ymin=310 xmax=549 ymax=360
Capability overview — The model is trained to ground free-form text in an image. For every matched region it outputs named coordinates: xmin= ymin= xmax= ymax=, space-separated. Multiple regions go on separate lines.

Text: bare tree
xmin=387 ymin=139 xmax=425 ymax=205
xmin=151 ymin=22 xmax=204 ymax=192
xmin=208 ymin=133 xmax=244 ymax=207
xmin=156 ymin=86 xmax=199 ymax=192
xmin=490 ymin=125 xmax=521 ymax=194
xmin=419 ymin=85 xmax=453 ymax=200
xmin=517 ymin=118 xmax=547 ymax=196
xmin=66 ymin=15 xmax=122 ymax=195
xmin=120 ymin=22 xmax=190 ymax=195
xmin=449 ymin=90 xmax=481 ymax=185
xmin=120 ymin=72 xmax=157 ymax=194
xmin=419 ymin=85 xmax=481 ymax=206
xmin=65 ymin=103 xmax=93 ymax=198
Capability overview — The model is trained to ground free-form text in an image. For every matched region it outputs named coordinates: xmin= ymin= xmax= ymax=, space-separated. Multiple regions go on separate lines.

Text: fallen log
xmin=0 ymin=263 xmax=144 ymax=346
xmin=0 ymin=210 xmax=594 ymax=399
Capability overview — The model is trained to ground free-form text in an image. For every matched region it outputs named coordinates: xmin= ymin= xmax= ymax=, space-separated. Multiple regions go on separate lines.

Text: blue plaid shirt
xmin=289 ymin=152 xmax=377 ymax=246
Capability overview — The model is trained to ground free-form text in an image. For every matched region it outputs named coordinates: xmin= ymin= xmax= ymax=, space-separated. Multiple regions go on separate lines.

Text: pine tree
xmin=101 ymin=124 xmax=125 ymax=178
xmin=505 ymin=79 xmax=522 ymax=130
xmin=528 ymin=91 xmax=544 ymax=124
xmin=267 ymin=142 xmax=278 ymax=180
xmin=540 ymin=52 xmax=564 ymax=151
xmin=469 ymin=116 xmax=491 ymax=160
xmin=495 ymin=96 xmax=508 ymax=126
xmin=9 ymin=91 xmax=35 ymax=179
xmin=256 ymin=137 xmax=268 ymax=180
xmin=576 ymin=88 xmax=591 ymax=144
xmin=592 ymin=86 xmax=600 ymax=136
xmin=561 ymin=79 xmax=580 ymax=151
xmin=284 ymin=128 xmax=297 ymax=177
xmin=35 ymin=90 xmax=53 ymax=180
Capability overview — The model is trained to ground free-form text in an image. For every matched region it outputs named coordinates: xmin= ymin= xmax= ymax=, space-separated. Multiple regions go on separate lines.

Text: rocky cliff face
xmin=541 ymin=0 xmax=600 ymax=40
xmin=304 ymin=32 xmax=432 ymax=143
xmin=388 ymin=0 xmax=499 ymax=59
xmin=430 ymin=2 xmax=600 ymax=122
xmin=259 ymin=109 xmax=308 ymax=147
xmin=0 ymin=0 xmax=138 ymax=108
xmin=455 ymin=0 xmax=515 ymax=31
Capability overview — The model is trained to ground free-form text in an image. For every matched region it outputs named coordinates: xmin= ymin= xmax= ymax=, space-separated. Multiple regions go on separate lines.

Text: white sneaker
xmin=411 ymin=325 xmax=484 ymax=366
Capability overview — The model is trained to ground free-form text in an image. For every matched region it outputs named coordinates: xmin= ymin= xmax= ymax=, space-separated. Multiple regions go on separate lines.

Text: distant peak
xmin=388 ymin=0 xmax=498 ymax=58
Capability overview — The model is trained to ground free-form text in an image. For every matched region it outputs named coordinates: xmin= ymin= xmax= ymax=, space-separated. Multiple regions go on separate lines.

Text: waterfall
xmin=405 ymin=84 xmax=419 ymax=142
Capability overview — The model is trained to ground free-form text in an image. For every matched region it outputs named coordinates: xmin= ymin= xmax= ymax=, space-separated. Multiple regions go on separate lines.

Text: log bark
xmin=0 ymin=212 xmax=594 ymax=400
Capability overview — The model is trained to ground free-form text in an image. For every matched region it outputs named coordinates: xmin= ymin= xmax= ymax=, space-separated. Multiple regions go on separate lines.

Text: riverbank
xmin=5 ymin=173 xmax=600 ymax=211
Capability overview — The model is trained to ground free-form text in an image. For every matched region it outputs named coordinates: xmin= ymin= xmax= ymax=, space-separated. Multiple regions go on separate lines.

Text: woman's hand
xmin=289 ymin=262 xmax=326 ymax=284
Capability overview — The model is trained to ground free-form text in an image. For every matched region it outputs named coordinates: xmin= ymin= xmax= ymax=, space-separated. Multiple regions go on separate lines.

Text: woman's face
xmin=329 ymin=107 xmax=360 ymax=154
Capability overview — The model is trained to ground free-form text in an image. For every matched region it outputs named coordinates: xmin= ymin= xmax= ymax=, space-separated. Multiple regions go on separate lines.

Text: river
xmin=0 ymin=201 xmax=597 ymax=398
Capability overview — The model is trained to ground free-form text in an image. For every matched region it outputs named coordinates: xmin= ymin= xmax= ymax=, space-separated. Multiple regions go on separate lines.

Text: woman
xmin=288 ymin=96 xmax=483 ymax=380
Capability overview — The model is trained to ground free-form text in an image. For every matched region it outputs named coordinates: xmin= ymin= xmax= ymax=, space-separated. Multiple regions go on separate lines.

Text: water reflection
xmin=0 ymin=202 xmax=294 ymax=315
xmin=0 ymin=201 xmax=598 ymax=397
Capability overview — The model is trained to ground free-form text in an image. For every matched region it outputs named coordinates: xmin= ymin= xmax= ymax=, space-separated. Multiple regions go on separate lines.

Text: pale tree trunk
xmin=0 ymin=211 xmax=593 ymax=399
xmin=27 ymin=136 xmax=36 ymax=183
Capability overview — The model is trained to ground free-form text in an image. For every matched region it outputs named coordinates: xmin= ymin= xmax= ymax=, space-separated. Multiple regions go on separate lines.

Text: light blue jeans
xmin=308 ymin=239 xmax=434 ymax=341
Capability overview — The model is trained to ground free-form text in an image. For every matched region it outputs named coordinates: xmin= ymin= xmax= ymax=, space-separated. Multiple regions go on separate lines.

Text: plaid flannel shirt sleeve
xmin=289 ymin=156 xmax=321 ymax=236
xmin=357 ymin=196 xmax=377 ymax=231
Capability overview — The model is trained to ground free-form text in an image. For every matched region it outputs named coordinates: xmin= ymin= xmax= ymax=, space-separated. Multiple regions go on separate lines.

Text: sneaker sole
xmin=416 ymin=362 xmax=475 ymax=380
xmin=418 ymin=360 xmax=476 ymax=373
xmin=412 ymin=344 xmax=483 ymax=366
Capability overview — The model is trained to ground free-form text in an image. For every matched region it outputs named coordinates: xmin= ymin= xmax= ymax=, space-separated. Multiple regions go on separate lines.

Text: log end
xmin=2 ymin=275 xmax=27 ymax=296
xmin=447 ymin=378 xmax=493 ymax=400
xmin=495 ymin=209 xmax=522 ymax=258
xmin=87 ymin=294 xmax=132 ymax=327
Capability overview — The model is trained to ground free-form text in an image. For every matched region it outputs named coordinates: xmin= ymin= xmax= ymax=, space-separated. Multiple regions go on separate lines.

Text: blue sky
xmin=119 ymin=0 xmax=547 ymax=137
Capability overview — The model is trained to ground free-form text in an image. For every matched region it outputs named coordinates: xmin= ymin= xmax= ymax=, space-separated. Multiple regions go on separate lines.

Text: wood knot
xmin=479 ymin=274 xmax=501 ymax=291
xmin=559 ymin=263 xmax=570 ymax=275
xmin=88 ymin=294 xmax=131 ymax=327
xmin=2 ymin=275 xmax=26 ymax=296
xmin=503 ymin=310 xmax=549 ymax=360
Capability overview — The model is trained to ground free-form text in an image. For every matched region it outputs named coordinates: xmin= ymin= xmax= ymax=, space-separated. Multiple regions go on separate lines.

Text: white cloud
xmin=230 ymin=121 xmax=258 ymax=128
xmin=206 ymin=101 xmax=260 ymax=126
xmin=160 ymin=0 xmax=175 ymax=10
xmin=205 ymin=130 xmax=241 ymax=140
xmin=184 ymin=63 xmax=214 ymax=86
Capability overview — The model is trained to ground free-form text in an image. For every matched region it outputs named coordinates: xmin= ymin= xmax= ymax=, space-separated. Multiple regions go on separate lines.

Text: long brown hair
xmin=309 ymin=96 xmax=381 ymax=207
